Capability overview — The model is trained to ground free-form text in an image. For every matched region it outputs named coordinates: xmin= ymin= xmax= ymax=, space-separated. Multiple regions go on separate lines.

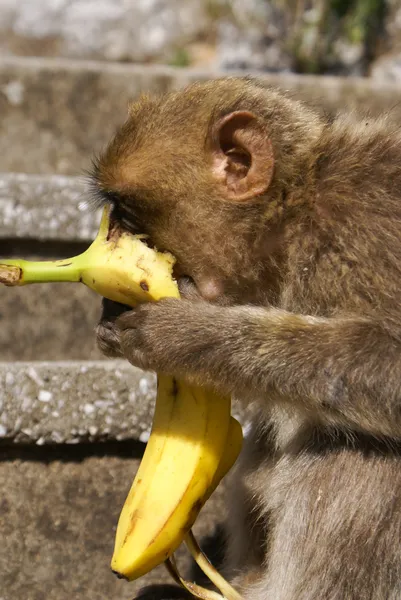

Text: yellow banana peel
xmin=0 ymin=207 xmax=178 ymax=302
xmin=0 ymin=207 xmax=243 ymax=599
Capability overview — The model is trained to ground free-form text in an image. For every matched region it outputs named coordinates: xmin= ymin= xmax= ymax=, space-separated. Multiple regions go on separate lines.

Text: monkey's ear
xmin=211 ymin=111 xmax=274 ymax=201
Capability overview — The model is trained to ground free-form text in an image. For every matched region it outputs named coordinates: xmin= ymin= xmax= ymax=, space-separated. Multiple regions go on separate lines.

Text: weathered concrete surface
xmin=0 ymin=361 xmax=157 ymax=444
xmin=1 ymin=57 xmax=401 ymax=174
xmin=0 ymin=173 xmax=98 ymax=241
xmin=0 ymin=0 xmax=209 ymax=66
xmin=0 ymin=451 xmax=227 ymax=600
xmin=0 ymin=57 xmax=190 ymax=175
xmin=0 ymin=282 xmax=103 ymax=361
xmin=0 ymin=361 xmax=249 ymax=444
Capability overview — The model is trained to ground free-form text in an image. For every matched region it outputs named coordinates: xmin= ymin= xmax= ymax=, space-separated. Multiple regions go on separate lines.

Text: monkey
xmin=91 ymin=77 xmax=401 ymax=599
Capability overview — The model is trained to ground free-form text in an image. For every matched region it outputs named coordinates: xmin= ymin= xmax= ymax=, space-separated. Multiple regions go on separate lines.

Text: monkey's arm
xmin=117 ymin=300 xmax=401 ymax=438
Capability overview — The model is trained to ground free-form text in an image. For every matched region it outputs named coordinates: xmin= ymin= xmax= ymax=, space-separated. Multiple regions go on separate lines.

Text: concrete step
xmin=0 ymin=173 xmax=95 ymax=241
xmin=0 ymin=360 xmax=249 ymax=445
xmin=1 ymin=56 xmax=401 ymax=175
xmin=0 ymin=446 xmax=227 ymax=600
xmin=0 ymin=361 xmax=155 ymax=445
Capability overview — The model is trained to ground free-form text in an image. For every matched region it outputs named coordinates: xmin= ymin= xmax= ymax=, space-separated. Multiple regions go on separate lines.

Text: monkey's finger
xmin=116 ymin=300 xmax=180 ymax=332
xmin=116 ymin=307 xmax=143 ymax=332
xmin=95 ymin=320 xmax=123 ymax=358
xmin=120 ymin=334 xmax=154 ymax=372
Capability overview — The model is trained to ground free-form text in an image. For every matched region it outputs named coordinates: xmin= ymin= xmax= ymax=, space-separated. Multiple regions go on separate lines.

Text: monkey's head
xmin=91 ymin=78 xmax=322 ymax=305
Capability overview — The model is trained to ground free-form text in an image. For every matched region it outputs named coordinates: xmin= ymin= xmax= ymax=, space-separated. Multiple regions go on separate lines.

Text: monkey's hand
xmin=96 ymin=298 xmax=127 ymax=358
xmin=116 ymin=298 xmax=239 ymax=385
xmin=96 ymin=278 xmax=203 ymax=360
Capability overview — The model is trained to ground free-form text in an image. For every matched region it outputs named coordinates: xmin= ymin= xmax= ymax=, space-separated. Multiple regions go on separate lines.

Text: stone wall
xmin=0 ymin=1 xmax=399 ymax=79
xmin=1 ymin=58 xmax=401 ymax=176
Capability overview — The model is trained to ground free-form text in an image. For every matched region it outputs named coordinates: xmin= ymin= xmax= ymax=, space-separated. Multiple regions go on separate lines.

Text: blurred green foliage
xmin=290 ymin=0 xmax=387 ymax=74
xmin=167 ymin=0 xmax=388 ymax=74
xmin=169 ymin=47 xmax=192 ymax=67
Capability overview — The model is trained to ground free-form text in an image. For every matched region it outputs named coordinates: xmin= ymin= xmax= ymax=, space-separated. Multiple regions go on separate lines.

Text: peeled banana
xmin=0 ymin=207 xmax=179 ymax=303
xmin=0 ymin=206 xmax=243 ymax=597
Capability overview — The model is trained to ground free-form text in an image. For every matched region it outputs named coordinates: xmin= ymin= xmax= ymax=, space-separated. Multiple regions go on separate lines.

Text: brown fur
xmin=92 ymin=77 xmax=401 ymax=599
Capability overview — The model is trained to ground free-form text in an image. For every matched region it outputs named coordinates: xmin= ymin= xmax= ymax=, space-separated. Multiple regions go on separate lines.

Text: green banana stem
xmin=0 ymin=206 xmax=109 ymax=287
xmin=165 ymin=556 xmax=225 ymax=600
xmin=185 ymin=532 xmax=242 ymax=600
xmin=0 ymin=254 xmax=88 ymax=286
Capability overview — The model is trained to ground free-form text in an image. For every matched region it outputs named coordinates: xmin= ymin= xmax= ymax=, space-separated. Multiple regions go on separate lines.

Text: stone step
xmin=0 ymin=361 xmax=155 ymax=445
xmin=0 ymin=173 xmax=96 ymax=242
xmin=0 ymin=360 xmax=249 ymax=445
xmin=1 ymin=56 xmax=401 ymax=175
xmin=0 ymin=445 xmax=227 ymax=600
xmin=0 ymin=277 xmax=102 ymax=361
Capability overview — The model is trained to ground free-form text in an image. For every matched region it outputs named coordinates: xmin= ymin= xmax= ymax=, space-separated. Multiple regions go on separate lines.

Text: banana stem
xmin=0 ymin=255 xmax=86 ymax=286
xmin=0 ymin=205 xmax=110 ymax=287
xmin=184 ymin=531 xmax=242 ymax=600
xmin=165 ymin=556 xmax=225 ymax=600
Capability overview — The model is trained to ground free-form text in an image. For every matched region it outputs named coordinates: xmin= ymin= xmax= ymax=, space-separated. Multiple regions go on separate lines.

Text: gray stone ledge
xmin=0 ymin=360 xmax=157 ymax=444
xmin=0 ymin=360 xmax=248 ymax=445
xmin=2 ymin=54 xmax=401 ymax=95
xmin=0 ymin=173 xmax=99 ymax=241
xmin=1 ymin=57 xmax=401 ymax=175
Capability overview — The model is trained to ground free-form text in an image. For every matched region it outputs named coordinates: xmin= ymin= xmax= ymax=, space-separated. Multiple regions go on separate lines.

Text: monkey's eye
xmin=111 ymin=203 xmax=144 ymax=236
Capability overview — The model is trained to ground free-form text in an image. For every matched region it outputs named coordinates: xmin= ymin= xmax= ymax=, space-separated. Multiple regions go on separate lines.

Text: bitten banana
xmin=0 ymin=207 xmax=179 ymax=303
xmin=0 ymin=207 xmax=243 ymax=589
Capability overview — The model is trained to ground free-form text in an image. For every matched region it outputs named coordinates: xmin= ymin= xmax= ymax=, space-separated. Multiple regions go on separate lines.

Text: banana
xmin=112 ymin=378 xmax=238 ymax=579
xmin=0 ymin=206 xmax=243 ymax=589
xmin=0 ymin=207 xmax=179 ymax=303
